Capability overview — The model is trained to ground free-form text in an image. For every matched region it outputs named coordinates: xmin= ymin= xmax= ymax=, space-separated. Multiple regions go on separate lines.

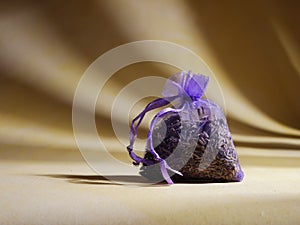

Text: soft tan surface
xmin=1 ymin=0 xmax=300 ymax=224
xmin=1 ymin=148 xmax=300 ymax=225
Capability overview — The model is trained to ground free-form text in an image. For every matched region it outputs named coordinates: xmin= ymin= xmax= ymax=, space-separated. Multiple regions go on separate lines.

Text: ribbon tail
xmin=160 ymin=159 xmax=183 ymax=185
xmin=147 ymin=107 xmax=184 ymax=184
xmin=160 ymin=160 xmax=174 ymax=184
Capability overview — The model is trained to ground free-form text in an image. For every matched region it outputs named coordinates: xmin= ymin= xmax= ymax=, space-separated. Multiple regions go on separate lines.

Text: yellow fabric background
xmin=0 ymin=0 xmax=299 ymax=224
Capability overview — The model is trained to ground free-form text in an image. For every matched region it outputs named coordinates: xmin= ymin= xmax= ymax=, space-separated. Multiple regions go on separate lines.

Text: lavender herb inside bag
xmin=127 ymin=71 xmax=244 ymax=184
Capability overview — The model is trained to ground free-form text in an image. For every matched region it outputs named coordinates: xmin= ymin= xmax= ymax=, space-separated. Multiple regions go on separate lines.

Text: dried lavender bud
xmin=140 ymin=112 xmax=244 ymax=183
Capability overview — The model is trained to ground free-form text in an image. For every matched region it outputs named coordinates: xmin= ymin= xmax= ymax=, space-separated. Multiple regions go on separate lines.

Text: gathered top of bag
xmin=162 ymin=71 xmax=209 ymax=102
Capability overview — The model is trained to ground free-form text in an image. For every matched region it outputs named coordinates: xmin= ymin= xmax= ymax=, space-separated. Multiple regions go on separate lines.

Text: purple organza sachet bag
xmin=127 ymin=71 xmax=244 ymax=184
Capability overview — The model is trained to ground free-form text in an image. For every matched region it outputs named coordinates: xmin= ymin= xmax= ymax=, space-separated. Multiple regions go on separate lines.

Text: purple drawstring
xmin=127 ymin=96 xmax=182 ymax=184
xmin=127 ymin=97 xmax=173 ymax=165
